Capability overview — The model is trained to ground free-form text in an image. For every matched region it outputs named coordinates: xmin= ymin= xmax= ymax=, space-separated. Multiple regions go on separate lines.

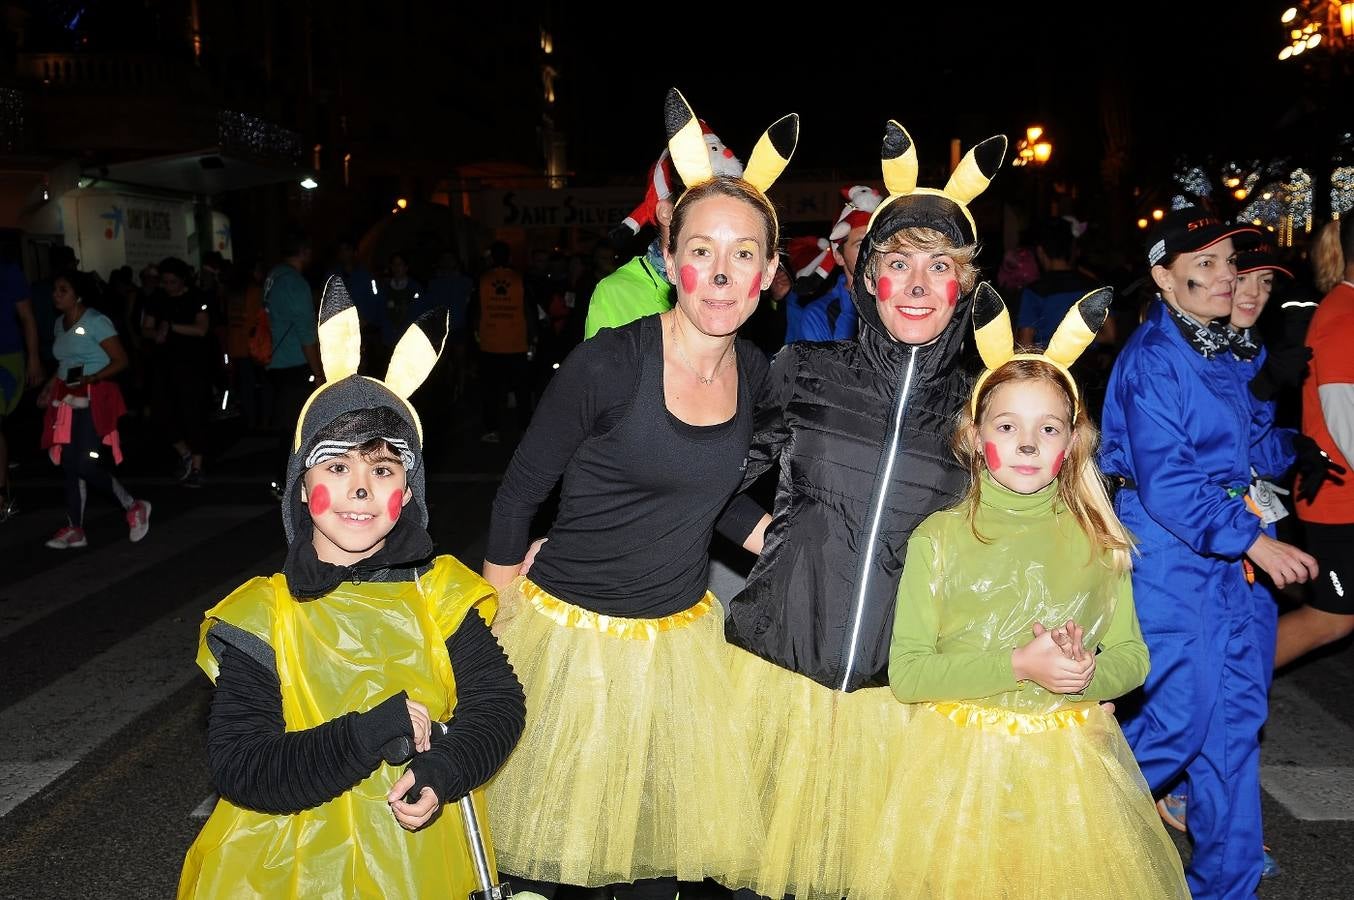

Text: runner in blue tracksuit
xmin=1100 ymin=208 xmax=1318 ymax=900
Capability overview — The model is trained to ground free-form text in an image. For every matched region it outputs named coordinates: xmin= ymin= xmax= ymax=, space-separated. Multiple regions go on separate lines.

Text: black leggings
xmin=62 ymin=407 xmax=132 ymax=526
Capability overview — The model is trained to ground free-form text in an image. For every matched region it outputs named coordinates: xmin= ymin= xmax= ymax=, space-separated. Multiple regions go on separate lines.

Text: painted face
xmin=975 ymin=377 xmax=1075 ymax=495
xmin=663 ymin=193 xmax=775 ymax=338
xmin=832 ymin=223 xmax=869 ymax=291
xmin=52 ymin=278 xmax=80 ymax=314
xmin=1231 ymin=268 xmax=1275 ymax=330
xmin=301 ymin=447 xmax=412 ymax=566
xmin=1156 ymin=238 xmax=1237 ymax=322
xmin=866 ymin=244 xmax=962 ymax=345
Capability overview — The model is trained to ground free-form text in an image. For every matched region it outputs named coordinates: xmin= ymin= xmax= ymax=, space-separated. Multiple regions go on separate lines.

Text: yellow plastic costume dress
xmin=178 ymin=556 xmax=498 ymax=900
xmin=858 ymin=473 xmax=1189 ymax=899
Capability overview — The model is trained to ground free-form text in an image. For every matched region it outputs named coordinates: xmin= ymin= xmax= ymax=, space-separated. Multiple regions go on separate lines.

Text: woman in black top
xmin=145 ymin=256 xmax=211 ymax=486
xmin=480 ymin=89 xmax=796 ymax=900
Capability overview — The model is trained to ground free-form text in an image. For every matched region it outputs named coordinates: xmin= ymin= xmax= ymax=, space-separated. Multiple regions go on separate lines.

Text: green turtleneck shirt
xmin=889 ymin=472 xmax=1149 ymax=715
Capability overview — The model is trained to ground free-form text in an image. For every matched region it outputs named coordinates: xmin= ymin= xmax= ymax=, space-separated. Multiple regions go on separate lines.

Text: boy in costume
xmin=179 ymin=276 xmax=526 ymax=899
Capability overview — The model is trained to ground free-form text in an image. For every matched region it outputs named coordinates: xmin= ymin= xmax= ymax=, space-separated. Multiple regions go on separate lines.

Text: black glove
xmin=1250 ymin=344 xmax=1312 ymax=401
xmin=1292 ymin=433 xmax=1347 ymax=504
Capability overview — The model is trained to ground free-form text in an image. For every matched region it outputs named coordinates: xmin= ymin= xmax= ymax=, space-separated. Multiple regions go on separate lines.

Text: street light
xmin=1012 ymin=125 xmax=1053 ymax=168
xmin=1278 ymin=1 xmax=1353 ymax=58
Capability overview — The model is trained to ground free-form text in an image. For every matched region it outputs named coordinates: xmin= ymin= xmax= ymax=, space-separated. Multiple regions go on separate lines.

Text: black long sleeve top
xmin=206 ymin=611 xmax=525 ymax=814
xmin=483 ymin=316 xmax=768 ymax=617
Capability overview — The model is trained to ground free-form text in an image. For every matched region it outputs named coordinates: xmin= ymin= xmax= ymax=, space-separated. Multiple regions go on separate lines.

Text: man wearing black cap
xmin=1101 ymin=207 xmax=1322 ymax=899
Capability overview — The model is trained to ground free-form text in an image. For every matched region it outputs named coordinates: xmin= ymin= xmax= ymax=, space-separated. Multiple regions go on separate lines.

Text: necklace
xmin=669 ymin=316 xmax=732 ymax=385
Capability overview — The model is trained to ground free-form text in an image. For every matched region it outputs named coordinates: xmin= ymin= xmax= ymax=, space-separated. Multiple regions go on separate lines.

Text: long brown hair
xmin=953 ymin=358 xmax=1133 ymax=573
xmin=1313 ymin=216 xmax=1354 ymax=294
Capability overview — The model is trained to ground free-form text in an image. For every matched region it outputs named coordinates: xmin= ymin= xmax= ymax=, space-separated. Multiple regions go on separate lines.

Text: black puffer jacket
xmin=722 ymin=209 xmax=975 ymax=692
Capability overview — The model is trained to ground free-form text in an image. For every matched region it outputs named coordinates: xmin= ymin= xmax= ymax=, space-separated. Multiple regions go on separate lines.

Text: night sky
xmin=544 ymin=2 xmax=1334 ymax=190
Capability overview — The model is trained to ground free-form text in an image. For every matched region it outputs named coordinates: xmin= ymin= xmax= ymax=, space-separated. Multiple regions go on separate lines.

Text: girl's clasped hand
xmin=1013 ymin=619 xmax=1096 ymax=694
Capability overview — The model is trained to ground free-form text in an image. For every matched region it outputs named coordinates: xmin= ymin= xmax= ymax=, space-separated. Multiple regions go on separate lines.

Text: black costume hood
xmin=281 ymin=275 xmax=448 ymax=597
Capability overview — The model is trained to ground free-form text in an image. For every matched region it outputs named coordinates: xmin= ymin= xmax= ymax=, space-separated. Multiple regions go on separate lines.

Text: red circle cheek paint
xmin=308 ymin=484 xmax=331 ymax=516
xmin=1052 ymin=451 xmax=1065 ymax=476
xmin=387 ymin=490 xmax=403 ymax=523
xmin=946 ymin=280 xmax=959 ymax=306
xmin=680 ymin=265 xmax=698 ymax=294
xmin=983 ymin=442 xmax=1002 ymax=471
xmin=877 ymin=277 xmax=895 ymax=302
xmin=748 ymin=277 xmax=761 ymax=299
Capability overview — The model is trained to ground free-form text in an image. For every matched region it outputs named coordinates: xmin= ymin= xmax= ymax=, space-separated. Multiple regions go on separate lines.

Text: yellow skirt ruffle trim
xmin=517 ymin=577 xmax=712 ymax=639
xmin=927 ymin=699 xmax=1095 ymax=733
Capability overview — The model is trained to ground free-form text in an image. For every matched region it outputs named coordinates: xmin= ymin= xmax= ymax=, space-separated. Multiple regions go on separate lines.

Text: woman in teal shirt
xmin=40 ymin=271 xmax=150 ymax=549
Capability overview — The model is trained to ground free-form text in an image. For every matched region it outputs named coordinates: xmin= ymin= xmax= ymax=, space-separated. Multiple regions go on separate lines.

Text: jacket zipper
xmin=838 ymin=344 xmax=919 ymax=691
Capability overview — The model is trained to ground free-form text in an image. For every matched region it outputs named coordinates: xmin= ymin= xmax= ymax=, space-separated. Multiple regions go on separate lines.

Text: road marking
xmin=0 ymin=505 xmax=271 ymax=639
xmin=1261 ymin=675 xmax=1354 ymax=820
xmin=0 ymin=585 xmax=234 ymax=818
xmin=191 ymin=793 xmax=217 ymax=819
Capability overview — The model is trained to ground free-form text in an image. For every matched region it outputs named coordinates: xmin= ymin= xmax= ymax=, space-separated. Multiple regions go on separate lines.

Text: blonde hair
xmin=954 ymin=358 xmax=1134 ymax=573
xmin=1313 ymin=217 xmax=1354 ymax=294
xmin=864 ymin=226 xmax=979 ymax=294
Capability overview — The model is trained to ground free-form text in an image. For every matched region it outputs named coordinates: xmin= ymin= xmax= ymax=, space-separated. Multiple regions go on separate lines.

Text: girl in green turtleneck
xmin=864 ymin=354 xmax=1189 ymax=899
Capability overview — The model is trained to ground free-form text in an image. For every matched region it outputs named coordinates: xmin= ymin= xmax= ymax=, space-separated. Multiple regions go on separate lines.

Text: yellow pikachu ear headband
xmin=866 ymin=121 xmax=1006 ymax=248
xmin=664 ymin=88 xmax=798 ymax=239
xmin=292 ymin=274 xmax=449 ymax=454
xmin=969 ymin=281 xmax=1114 ymax=418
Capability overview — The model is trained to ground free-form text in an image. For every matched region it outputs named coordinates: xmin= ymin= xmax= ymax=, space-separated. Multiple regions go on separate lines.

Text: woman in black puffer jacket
xmin=715 ymin=123 xmax=1006 ymax=900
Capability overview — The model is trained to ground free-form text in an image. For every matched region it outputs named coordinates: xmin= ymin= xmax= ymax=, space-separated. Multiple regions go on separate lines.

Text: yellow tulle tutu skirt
xmin=728 ymin=648 xmax=916 ymax=900
xmin=485 ymin=577 xmax=763 ymax=888
xmin=856 ymin=701 xmax=1189 ymax=900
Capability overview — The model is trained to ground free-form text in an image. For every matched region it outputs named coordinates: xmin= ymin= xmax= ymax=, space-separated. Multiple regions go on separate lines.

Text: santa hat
xmin=797 ymin=185 xmax=883 ymax=284
xmin=616 ymin=120 xmax=744 ymax=238
xmin=787 ymin=235 xmax=833 ymax=282
xmin=829 ymin=185 xmax=883 ymax=243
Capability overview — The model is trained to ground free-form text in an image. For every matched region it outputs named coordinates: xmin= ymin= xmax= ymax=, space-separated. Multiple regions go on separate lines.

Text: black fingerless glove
xmin=1292 ymin=434 xmax=1348 ymax=504
xmin=1250 ymin=345 xmax=1312 ymax=401
xmin=353 ymin=690 xmax=414 ymax=766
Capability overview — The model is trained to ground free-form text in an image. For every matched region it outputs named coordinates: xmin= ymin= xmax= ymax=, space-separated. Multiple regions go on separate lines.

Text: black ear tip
xmin=1080 ymin=287 xmax=1114 ymax=326
xmin=882 ymin=121 xmax=912 ymax=159
xmin=971 ymin=282 xmax=1005 ymax=325
xmin=974 ymin=135 xmax=1008 ymax=174
xmin=664 ymin=88 xmax=695 ymax=138
xmin=318 ymin=273 xmax=354 ymax=324
xmin=767 ymin=114 xmax=799 ymax=157
xmin=412 ymin=308 xmax=449 ymax=345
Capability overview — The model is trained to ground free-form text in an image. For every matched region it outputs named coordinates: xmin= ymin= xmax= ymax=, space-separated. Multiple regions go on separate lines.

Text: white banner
xmin=73 ymin=192 xmax=192 ymax=277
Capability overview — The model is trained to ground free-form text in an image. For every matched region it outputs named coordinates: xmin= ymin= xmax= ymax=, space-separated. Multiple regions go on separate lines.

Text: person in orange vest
xmin=476 ymin=241 xmax=538 ymax=444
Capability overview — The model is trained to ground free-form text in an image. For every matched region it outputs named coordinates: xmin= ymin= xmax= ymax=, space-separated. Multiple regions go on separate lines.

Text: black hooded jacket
xmin=721 ymin=206 xmax=975 ymax=692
